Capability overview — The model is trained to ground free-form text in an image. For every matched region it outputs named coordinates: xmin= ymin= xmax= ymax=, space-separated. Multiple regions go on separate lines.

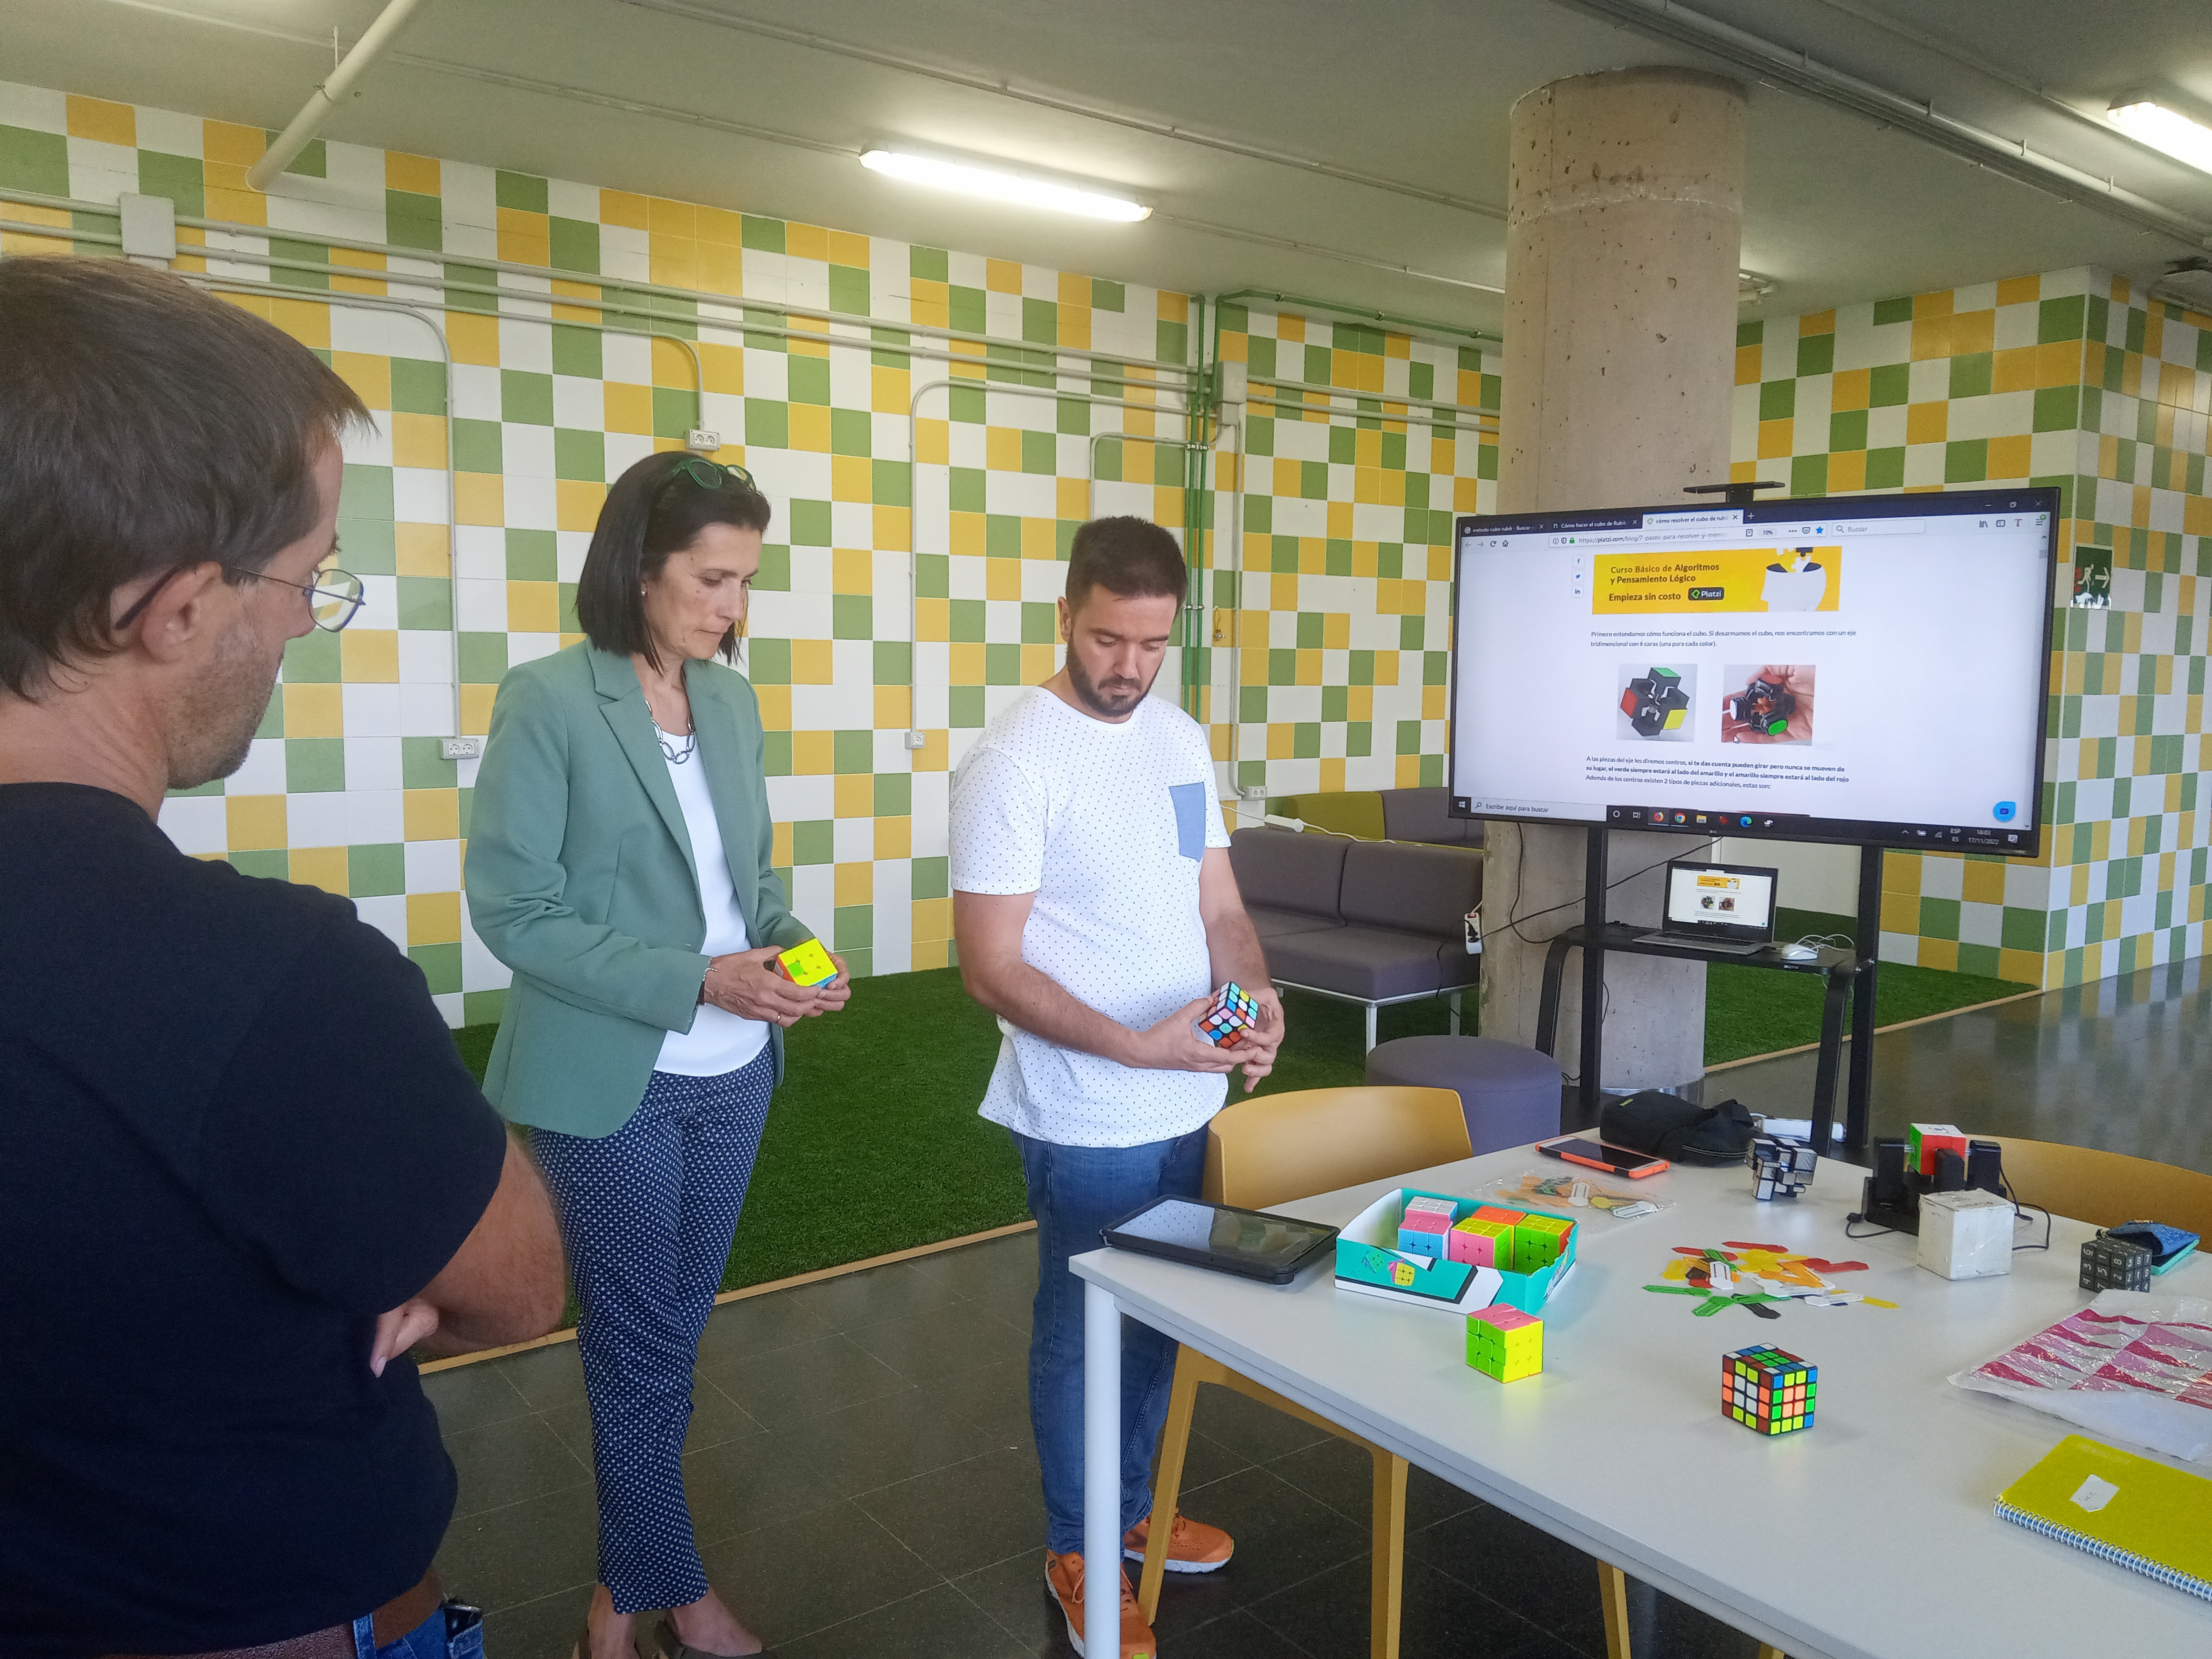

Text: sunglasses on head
xmin=660 ymin=456 xmax=758 ymax=494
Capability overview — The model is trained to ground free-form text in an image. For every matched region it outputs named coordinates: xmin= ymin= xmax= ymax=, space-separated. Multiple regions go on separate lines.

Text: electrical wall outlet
xmin=1236 ymin=784 xmax=1268 ymax=799
xmin=903 ymin=729 xmax=926 ymax=750
xmin=440 ymin=737 xmax=484 ymax=760
xmin=685 ymin=429 xmax=721 ymax=454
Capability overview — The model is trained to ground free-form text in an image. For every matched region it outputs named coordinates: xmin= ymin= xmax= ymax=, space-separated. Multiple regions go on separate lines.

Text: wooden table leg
xmin=1598 ymin=1561 xmax=1632 ymax=1659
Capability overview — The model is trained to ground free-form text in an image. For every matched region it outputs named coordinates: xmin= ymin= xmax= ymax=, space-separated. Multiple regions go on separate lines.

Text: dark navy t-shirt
xmin=0 ymin=784 xmax=508 ymax=1657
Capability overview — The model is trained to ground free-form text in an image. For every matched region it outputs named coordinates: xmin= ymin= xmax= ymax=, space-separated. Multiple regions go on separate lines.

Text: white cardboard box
xmin=1918 ymin=1189 xmax=2015 ymax=1280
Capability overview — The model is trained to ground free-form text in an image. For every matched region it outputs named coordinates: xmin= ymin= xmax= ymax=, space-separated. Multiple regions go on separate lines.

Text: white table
xmin=1074 ymin=1149 xmax=2212 ymax=1659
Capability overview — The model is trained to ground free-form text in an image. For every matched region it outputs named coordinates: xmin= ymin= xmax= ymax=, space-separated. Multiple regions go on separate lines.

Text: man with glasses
xmin=0 ymin=257 xmax=565 ymax=1658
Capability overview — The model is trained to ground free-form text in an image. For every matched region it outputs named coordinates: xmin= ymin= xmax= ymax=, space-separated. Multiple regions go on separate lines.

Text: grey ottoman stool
xmin=1364 ymin=1035 xmax=1564 ymax=1156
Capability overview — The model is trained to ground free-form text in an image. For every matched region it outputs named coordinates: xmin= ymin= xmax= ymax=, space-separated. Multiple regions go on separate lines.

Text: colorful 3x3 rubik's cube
xmin=1197 ymin=982 xmax=1261 ymax=1048
xmin=1723 ymin=1345 xmax=1817 ymax=1435
xmin=772 ymin=938 xmax=838 ymax=987
xmin=1465 ymin=1305 xmax=1543 ymax=1382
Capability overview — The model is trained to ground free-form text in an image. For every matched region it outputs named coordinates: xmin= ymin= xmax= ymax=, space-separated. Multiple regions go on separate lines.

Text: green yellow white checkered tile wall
xmin=0 ymin=82 xmax=1494 ymax=1026
xmin=1733 ymin=268 xmax=2210 ymax=989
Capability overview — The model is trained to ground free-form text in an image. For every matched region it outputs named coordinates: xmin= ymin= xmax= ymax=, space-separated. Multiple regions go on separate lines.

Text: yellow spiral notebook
xmin=1995 ymin=1435 xmax=2212 ymax=1601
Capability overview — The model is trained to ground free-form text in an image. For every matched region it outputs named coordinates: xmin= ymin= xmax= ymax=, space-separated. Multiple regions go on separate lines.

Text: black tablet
xmin=1101 ymin=1197 xmax=1339 ymax=1285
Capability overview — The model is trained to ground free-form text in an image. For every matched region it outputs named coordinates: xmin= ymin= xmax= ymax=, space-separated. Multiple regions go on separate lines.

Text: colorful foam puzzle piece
xmin=1465 ymin=1304 xmax=1543 ymax=1382
xmin=1723 ymin=1345 xmax=1817 ymax=1434
xmin=773 ymin=938 xmax=838 ymax=987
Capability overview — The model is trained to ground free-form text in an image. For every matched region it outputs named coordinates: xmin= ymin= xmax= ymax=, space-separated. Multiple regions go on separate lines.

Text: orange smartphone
xmin=1536 ymin=1135 xmax=1670 ymax=1178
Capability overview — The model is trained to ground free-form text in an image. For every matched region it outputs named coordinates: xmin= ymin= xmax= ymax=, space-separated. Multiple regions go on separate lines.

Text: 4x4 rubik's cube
xmin=1620 ymin=666 xmax=1690 ymax=737
xmin=1747 ymin=1133 xmax=1817 ymax=1201
xmin=1724 ymin=1345 xmax=1817 ymax=1435
xmin=1197 ymin=982 xmax=1261 ymax=1048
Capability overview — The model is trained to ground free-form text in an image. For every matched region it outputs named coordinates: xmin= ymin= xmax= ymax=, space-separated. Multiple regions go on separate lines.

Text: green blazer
xmin=464 ymin=643 xmax=814 ymax=1137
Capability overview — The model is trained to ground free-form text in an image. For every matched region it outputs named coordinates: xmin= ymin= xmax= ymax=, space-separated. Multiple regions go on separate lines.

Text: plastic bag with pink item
xmin=1950 ymin=1291 xmax=2212 ymax=1461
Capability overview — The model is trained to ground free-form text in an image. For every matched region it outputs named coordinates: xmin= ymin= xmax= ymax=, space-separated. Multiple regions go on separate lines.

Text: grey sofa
xmin=1379 ymin=787 xmax=1485 ymax=848
xmin=1230 ymin=825 xmax=1484 ymax=1049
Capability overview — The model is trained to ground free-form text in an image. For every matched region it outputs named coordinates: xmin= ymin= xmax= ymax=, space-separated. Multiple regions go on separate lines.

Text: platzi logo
xmin=1687 ymin=586 xmax=1725 ymax=601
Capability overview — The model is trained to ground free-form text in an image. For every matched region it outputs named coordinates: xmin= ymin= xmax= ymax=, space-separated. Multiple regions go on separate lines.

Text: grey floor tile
xmin=697 ymin=1331 xmax=912 ymax=1426
xmin=683 ymin=1419 xmax=847 ymax=1544
xmin=773 ymin=1381 xmax=1006 ymax=1498
xmin=1247 ymin=1553 xmax=1586 ymax=1659
xmin=421 ymin=1362 xmax=533 ymax=1434
xmin=912 ymin=1356 xmax=1035 ymax=1451
xmin=1184 ymin=1386 xmax=1334 ymax=1466
xmin=695 ymin=1502 xmax=940 ymax=1648
xmin=777 ymin=1255 xmax=964 ymax=1333
xmin=774 ymin=1580 xmax=1027 ymax=1659
xmin=436 ymin=1483 xmax=599 ymax=1613
xmin=945 ymin=1549 xmax=1063 ymax=1658
xmin=921 ymin=1231 xmax=1040 ymax=1302
xmin=541 ymin=1380 xmax=763 ymax=1464
xmin=1263 ymin=1435 xmax=1481 ymax=1534
xmin=1406 ymin=1501 xmax=1611 ymax=1656
xmin=853 ymin=1444 xmax=1048 ymax=1578
xmin=1146 ymin=1465 xmax=1369 ymax=1638
xmin=496 ymin=1343 xmax=592 ymax=1411
xmin=447 ymin=1413 xmax=592 ymax=1520
xmin=1152 ymin=1609 xmax=1318 ymax=1659
xmin=694 ymin=1286 xmax=839 ymax=1369
xmin=840 ymin=1296 xmax=1030 ymax=1385
xmin=481 ymin=1586 xmax=590 ymax=1659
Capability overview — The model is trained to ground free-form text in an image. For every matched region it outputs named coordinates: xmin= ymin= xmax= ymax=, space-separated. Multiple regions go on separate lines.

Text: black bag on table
xmin=1600 ymin=1090 xmax=1760 ymax=1165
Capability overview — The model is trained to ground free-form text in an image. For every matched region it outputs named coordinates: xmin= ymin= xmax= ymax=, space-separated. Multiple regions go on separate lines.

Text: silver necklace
xmin=655 ymin=718 xmax=696 ymax=764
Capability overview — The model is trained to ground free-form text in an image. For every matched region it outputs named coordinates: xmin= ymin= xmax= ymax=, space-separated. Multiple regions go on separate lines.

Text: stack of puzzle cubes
xmin=1196 ymin=982 xmax=1260 ymax=1048
xmin=1747 ymin=1133 xmax=1817 ymax=1201
xmin=1723 ymin=1345 xmax=1817 ymax=1435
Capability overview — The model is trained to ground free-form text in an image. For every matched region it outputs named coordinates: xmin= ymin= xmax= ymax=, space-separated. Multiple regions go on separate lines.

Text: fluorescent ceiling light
xmin=860 ymin=149 xmax=1150 ymax=222
xmin=2107 ymin=102 xmax=2212 ymax=175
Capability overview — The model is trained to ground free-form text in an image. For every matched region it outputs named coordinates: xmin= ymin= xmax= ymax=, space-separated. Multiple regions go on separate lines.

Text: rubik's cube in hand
xmin=1723 ymin=1345 xmax=1816 ymax=1435
xmin=773 ymin=938 xmax=838 ymax=987
xmin=1197 ymin=982 xmax=1261 ymax=1048
xmin=1620 ymin=666 xmax=1691 ymax=737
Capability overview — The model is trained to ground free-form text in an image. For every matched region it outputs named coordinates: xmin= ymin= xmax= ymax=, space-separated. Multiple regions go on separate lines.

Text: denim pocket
xmin=1169 ymin=781 xmax=1205 ymax=860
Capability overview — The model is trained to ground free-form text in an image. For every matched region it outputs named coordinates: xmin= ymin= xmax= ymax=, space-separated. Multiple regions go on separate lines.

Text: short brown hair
xmin=574 ymin=452 xmax=774 ymax=670
xmin=0 ymin=257 xmax=369 ymax=697
xmin=1065 ymin=516 xmax=1188 ymax=611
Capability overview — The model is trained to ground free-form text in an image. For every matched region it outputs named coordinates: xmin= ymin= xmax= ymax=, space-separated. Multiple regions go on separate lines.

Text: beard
xmin=1065 ymin=645 xmax=1157 ymax=719
xmin=166 ymin=609 xmax=281 ymax=792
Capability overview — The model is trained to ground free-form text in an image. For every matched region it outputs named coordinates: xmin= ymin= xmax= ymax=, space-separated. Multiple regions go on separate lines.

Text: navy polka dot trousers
xmin=530 ymin=1046 xmax=775 ymax=1614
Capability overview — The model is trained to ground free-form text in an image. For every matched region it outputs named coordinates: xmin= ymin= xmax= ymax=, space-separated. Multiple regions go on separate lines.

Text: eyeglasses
xmin=242 ymin=565 xmax=366 ymax=632
xmin=661 ymin=456 xmax=758 ymax=493
xmin=112 ymin=563 xmax=366 ymax=633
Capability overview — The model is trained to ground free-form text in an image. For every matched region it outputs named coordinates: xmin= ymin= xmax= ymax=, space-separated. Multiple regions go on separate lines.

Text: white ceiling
xmin=16 ymin=0 xmax=2212 ymax=333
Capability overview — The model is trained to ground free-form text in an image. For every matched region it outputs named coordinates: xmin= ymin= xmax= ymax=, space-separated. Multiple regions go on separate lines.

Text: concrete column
xmin=1484 ymin=66 xmax=1747 ymax=1094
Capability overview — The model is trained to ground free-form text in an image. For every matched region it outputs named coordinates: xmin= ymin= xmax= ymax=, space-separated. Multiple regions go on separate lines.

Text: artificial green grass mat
xmin=451 ymin=952 xmax=2034 ymax=1296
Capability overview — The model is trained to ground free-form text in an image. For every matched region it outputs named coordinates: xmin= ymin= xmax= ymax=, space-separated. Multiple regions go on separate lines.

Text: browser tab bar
xmin=1641 ymin=509 xmax=1742 ymax=530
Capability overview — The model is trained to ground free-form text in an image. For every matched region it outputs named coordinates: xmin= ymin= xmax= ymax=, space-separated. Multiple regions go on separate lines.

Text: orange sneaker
xmin=1123 ymin=1510 xmax=1234 ymax=1574
xmin=1044 ymin=1549 xmax=1156 ymax=1659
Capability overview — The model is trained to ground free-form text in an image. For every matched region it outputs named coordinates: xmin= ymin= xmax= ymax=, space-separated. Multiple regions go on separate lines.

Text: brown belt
xmin=102 ymin=1569 xmax=445 ymax=1659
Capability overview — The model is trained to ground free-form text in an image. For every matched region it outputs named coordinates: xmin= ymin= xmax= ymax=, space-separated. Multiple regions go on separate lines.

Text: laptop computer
xmin=1635 ymin=860 xmax=1780 ymax=955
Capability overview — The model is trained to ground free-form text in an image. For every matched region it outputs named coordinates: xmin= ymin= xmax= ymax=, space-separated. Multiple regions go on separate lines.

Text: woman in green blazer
xmin=466 ymin=452 xmax=843 ymax=1659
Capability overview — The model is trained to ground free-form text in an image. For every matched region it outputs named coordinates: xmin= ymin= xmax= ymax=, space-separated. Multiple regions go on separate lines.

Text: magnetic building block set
xmin=1723 ymin=1345 xmax=1818 ymax=1435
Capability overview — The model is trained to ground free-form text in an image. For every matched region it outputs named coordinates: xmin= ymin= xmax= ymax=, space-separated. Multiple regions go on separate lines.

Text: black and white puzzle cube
xmin=2079 ymin=1232 xmax=2153 ymax=1292
xmin=1619 ymin=667 xmax=1690 ymax=737
xmin=1748 ymin=1133 xmax=1817 ymax=1201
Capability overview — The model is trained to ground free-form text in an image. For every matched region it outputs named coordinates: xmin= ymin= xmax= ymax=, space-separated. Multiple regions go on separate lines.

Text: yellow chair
xmin=1983 ymin=1137 xmax=2212 ymax=1234
xmin=1135 ymin=1086 xmax=1641 ymax=1659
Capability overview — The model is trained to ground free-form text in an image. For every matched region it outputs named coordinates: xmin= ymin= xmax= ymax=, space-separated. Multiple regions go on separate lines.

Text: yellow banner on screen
xmin=1590 ymin=546 xmax=1841 ymax=614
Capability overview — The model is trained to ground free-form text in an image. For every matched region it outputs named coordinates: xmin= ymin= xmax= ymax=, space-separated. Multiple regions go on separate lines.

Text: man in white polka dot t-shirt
xmin=952 ymin=516 xmax=1283 ymax=1656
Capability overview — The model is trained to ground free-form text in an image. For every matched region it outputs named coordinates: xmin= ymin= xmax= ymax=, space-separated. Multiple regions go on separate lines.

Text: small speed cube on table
xmin=1724 ymin=1345 xmax=1816 ymax=1435
xmin=1748 ymin=1133 xmax=1817 ymax=1200
xmin=773 ymin=938 xmax=838 ymax=987
xmin=1466 ymin=1305 xmax=1543 ymax=1382
xmin=1197 ymin=982 xmax=1261 ymax=1048
xmin=1620 ymin=666 xmax=1690 ymax=738
xmin=2080 ymin=1231 xmax=2154 ymax=1291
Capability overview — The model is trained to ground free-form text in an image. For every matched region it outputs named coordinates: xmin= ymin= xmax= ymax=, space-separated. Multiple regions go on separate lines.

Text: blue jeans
xmin=1014 ymin=1126 xmax=1208 ymax=1557
xmin=355 ymin=1603 xmax=482 ymax=1659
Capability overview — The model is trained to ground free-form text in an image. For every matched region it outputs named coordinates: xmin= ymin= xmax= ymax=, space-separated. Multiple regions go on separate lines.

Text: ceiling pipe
xmin=246 ymin=0 xmax=437 ymax=191
xmin=1552 ymin=0 xmax=2212 ymax=250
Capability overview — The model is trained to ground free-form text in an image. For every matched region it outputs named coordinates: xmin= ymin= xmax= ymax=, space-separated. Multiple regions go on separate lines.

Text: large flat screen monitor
xmin=1448 ymin=487 xmax=2060 ymax=856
